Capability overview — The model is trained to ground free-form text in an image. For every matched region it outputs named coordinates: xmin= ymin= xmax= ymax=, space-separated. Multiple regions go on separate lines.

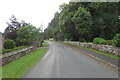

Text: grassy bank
xmin=43 ymin=40 xmax=48 ymax=43
xmin=1 ymin=42 xmax=49 ymax=78
xmin=41 ymin=44 xmax=49 ymax=47
xmin=63 ymin=42 xmax=120 ymax=60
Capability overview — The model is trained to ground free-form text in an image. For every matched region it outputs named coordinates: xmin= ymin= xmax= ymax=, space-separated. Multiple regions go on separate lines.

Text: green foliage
xmin=16 ymin=25 xmax=43 ymax=46
xmin=111 ymin=34 xmax=120 ymax=47
xmin=44 ymin=12 xmax=64 ymax=41
xmin=21 ymin=39 xmax=31 ymax=46
xmin=93 ymin=38 xmax=106 ymax=45
xmin=114 ymin=34 xmax=120 ymax=39
xmin=72 ymin=7 xmax=92 ymax=41
xmin=93 ymin=34 xmax=120 ymax=47
xmin=4 ymin=40 xmax=16 ymax=49
xmin=45 ymin=2 xmax=119 ymax=42
xmin=41 ymin=41 xmax=49 ymax=47
xmin=4 ymin=15 xmax=29 ymax=41
xmin=59 ymin=3 xmax=81 ymax=41
xmin=106 ymin=40 xmax=113 ymax=45
xmin=112 ymin=39 xmax=120 ymax=47
xmin=87 ymin=2 xmax=118 ymax=40
xmin=2 ymin=46 xmax=27 ymax=54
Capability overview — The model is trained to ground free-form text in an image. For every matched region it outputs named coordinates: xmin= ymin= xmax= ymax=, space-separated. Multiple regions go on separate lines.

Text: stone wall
xmin=0 ymin=33 xmax=2 ymax=51
xmin=1 ymin=46 xmax=34 ymax=66
xmin=64 ymin=41 xmax=120 ymax=56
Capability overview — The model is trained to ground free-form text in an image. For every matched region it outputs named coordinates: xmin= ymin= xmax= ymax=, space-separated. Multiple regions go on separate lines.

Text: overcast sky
xmin=0 ymin=0 xmax=70 ymax=32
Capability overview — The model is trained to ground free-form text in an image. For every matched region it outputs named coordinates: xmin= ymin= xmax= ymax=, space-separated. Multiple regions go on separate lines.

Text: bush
xmin=42 ymin=40 xmax=44 ymax=43
xmin=4 ymin=40 xmax=16 ymax=49
xmin=112 ymin=39 xmax=120 ymax=47
xmin=93 ymin=38 xmax=107 ymax=45
xmin=22 ymin=39 xmax=31 ymax=46
xmin=106 ymin=40 xmax=113 ymax=45
xmin=114 ymin=34 xmax=120 ymax=39
xmin=111 ymin=34 xmax=120 ymax=47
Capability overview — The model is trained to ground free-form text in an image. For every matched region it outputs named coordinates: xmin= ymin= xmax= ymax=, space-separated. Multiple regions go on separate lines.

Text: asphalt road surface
xmin=23 ymin=41 xmax=118 ymax=78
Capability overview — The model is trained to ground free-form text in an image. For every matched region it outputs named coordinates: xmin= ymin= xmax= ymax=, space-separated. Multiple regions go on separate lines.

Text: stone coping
xmin=1 ymin=46 xmax=34 ymax=59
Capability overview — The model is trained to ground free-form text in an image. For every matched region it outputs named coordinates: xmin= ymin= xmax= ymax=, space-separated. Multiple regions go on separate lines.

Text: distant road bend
xmin=23 ymin=41 xmax=118 ymax=78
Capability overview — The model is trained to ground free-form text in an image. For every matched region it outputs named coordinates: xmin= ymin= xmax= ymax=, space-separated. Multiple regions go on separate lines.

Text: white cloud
xmin=0 ymin=0 xmax=69 ymax=32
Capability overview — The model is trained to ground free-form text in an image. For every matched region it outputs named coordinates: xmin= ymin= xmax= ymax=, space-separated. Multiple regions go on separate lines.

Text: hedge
xmin=112 ymin=39 xmax=120 ymax=47
xmin=4 ymin=40 xmax=16 ymax=49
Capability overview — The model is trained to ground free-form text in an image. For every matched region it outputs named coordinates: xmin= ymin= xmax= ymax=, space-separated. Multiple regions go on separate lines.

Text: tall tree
xmin=59 ymin=3 xmax=82 ymax=41
xmin=4 ymin=15 xmax=28 ymax=40
xmin=16 ymin=25 xmax=42 ymax=46
xmin=72 ymin=7 xmax=92 ymax=41
xmin=45 ymin=2 xmax=120 ymax=42
xmin=44 ymin=12 xmax=64 ymax=41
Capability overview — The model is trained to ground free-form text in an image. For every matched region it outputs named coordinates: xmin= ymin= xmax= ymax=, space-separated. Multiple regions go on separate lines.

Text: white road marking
xmin=42 ymin=52 xmax=49 ymax=61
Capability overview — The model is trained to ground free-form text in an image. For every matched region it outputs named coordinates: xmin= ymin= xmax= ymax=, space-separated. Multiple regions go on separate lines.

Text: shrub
xmin=114 ymin=34 xmax=120 ymax=39
xmin=106 ymin=40 xmax=113 ymax=45
xmin=93 ymin=38 xmax=99 ymax=44
xmin=4 ymin=40 xmax=16 ymax=49
xmin=42 ymin=40 xmax=44 ymax=43
xmin=112 ymin=39 xmax=120 ymax=47
xmin=22 ymin=39 xmax=31 ymax=46
xmin=93 ymin=38 xmax=107 ymax=45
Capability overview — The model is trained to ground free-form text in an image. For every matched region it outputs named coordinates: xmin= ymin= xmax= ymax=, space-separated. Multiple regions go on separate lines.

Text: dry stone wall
xmin=64 ymin=41 xmax=120 ymax=56
xmin=1 ymin=46 xmax=34 ymax=66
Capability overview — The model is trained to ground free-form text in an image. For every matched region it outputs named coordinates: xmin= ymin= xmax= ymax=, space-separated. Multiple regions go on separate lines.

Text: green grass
xmin=0 ymin=50 xmax=1 ymax=54
xmin=43 ymin=40 xmax=48 ymax=43
xmin=41 ymin=41 xmax=49 ymax=47
xmin=1 ymin=48 xmax=48 ymax=78
xmin=63 ymin=42 xmax=120 ymax=60
xmin=41 ymin=44 xmax=49 ymax=47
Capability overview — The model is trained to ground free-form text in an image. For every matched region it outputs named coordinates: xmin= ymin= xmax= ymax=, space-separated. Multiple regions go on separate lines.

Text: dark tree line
xmin=44 ymin=12 xmax=64 ymax=41
xmin=44 ymin=2 xmax=120 ymax=42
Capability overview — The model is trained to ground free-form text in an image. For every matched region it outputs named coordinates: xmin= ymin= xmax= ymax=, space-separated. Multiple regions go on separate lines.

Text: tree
xmin=72 ymin=7 xmax=92 ymax=41
xmin=59 ymin=2 xmax=119 ymax=41
xmin=16 ymin=25 xmax=43 ymax=46
xmin=59 ymin=3 xmax=82 ymax=41
xmin=45 ymin=2 xmax=119 ymax=42
xmin=86 ymin=2 xmax=119 ymax=40
xmin=44 ymin=12 xmax=64 ymax=41
xmin=4 ymin=15 xmax=29 ymax=40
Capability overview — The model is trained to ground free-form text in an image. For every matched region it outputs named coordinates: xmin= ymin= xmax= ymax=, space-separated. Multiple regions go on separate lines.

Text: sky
xmin=0 ymin=0 xmax=70 ymax=33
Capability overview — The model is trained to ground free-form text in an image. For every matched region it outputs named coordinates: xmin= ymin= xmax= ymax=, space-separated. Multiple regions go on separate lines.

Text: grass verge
xmin=41 ymin=44 xmax=49 ymax=47
xmin=43 ymin=40 xmax=48 ymax=43
xmin=41 ymin=41 xmax=49 ymax=47
xmin=63 ymin=42 xmax=120 ymax=60
xmin=1 ymin=48 xmax=48 ymax=78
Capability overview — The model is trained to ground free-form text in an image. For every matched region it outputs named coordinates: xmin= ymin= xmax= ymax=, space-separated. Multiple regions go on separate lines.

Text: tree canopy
xmin=16 ymin=25 xmax=43 ymax=46
xmin=4 ymin=15 xmax=29 ymax=40
xmin=4 ymin=15 xmax=43 ymax=46
xmin=44 ymin=2 xmax=120 ymax=42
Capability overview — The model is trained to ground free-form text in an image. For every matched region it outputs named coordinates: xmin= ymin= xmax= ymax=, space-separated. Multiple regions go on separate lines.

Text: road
xmin=23 ymin=41 xmax=118 ymax=78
